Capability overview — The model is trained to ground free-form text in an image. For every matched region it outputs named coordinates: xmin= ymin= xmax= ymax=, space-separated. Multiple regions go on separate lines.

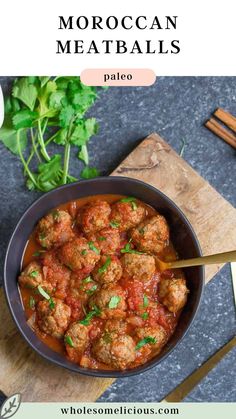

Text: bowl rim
xmin=3 ymin=176 xmax=204 ymax=378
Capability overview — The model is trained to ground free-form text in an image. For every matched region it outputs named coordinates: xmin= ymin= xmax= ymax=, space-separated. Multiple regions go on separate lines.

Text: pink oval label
xmin=81 ymin=69 xmax=156 ymax=86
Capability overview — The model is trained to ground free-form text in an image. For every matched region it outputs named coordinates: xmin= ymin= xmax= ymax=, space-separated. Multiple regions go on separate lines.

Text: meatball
xmin=36 ymin=210 xmax=74 ymax=249
xmin=121 ymin=253 xmax=156 ymax=282
xmin=92 ymin=255 xmax=123 ymax=285
xmin=58 ymin=237 xmax=100 ymax=272
xmin=92 ymin=333 xmax=136 ymax=369
xmin=158 ymin=277 xmax=188 ymax=313
xmin=77 ymin=200 xmax=111 ymax=234
xmin=41 ymin=251 xmax=71 ymax=298
xmin=37 ymin=298 xmax=71 ymax=338
xmin=68 ymin=273 xmax=98 ymax=301
xmin=89 ymin=284 xmax=127 ymax=319
xmin=104 ymin=319 xmax=127 ymax=335
xmin=18 ymin=261 xmax=52 ymax=291
xmin=87 ymin=227 xmax=120 ymax=255
xmin=64 ymin=322 xmax=89 ymax=363
xmin=130 ymin=215 xmax=169 ymax=253
xmin=110 ymin=200 xmax=146 ymax=231
xmin=136 ymin=325 xmax=167 ymax=352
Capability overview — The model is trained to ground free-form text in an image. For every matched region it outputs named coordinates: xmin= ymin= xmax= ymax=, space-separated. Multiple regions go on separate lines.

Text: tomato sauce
xmin=19 ymin=194 xmax=187 ymax=371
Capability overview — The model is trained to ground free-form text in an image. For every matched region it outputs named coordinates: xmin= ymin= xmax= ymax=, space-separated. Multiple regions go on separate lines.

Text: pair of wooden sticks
xmin=205 ymin=108 xmax=236 ymax=149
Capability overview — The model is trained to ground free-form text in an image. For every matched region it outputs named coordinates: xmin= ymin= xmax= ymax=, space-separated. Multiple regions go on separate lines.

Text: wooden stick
xmin=214 ymin=108 xmax=236 ymax=133
xmin=205 ymin=118 xmax=236 ymax=149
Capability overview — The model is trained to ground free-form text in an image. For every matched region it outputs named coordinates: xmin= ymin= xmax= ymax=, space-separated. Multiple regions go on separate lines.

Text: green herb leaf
xmin=110 ymin=220 xmax=120 ymax=228
xmin=39 ymin=77 xmax=51 ymax=87
xmin=78 ymin=144 xmax=89 ymax=165
xmin=85 ymin=284 xmax=98 ymax=295
xmin=32 ymin=155 xmax=63 ymax=192
xmin=120 ymin=197 xmax=138 ymax=211
xmin=88 ymin=241 xmax=100 ymax=254
xmin=37 ymin=285 xmax=50 ymax=300
xmin=120 ymin=243 xmax=144 ymax=255
xmin=82 ymin=276 xmax=93 ymax=283
xmin=29 ymin=270 xmax=38 ymax=278
xmin=80 ymin=305 xmax=101 ymax=325
xmin=65 ymin=335 xmax=74 ymax=348
xmin=135 ymin=336 xmax=157 ymax=350
xmin=29 ymin=296 xmax=35 ymax=309
xmin=141 ymin=312 xmax=149 ymax=320
xmin=12 ymin=110 xmax=38 ymax=130
xmin=98 ymin=236 xmax=106 ymax=241
xmin=80 ymin=166 xmax=99 ymax=180
xmin=12 ymin=77 xmax=38 ymax=111
xmin=59 ymin=104 xmax=75 ymax=128
xmin=98 ymin=257 xmax=111 ymax=274
xmin=0 ymin=125 xmax=27 ymax=155
xmin=108 ymin=295 xmax=121 ymax=309
xmin=37 ymin=81 xmax=57 ymax=117
xmin=143 ymin=295 xmax=149 ymax=308
xmin=49 ymin=90 xmax=66 ymax=110
xmin=49 ymin=298 xmax=55 ymax=310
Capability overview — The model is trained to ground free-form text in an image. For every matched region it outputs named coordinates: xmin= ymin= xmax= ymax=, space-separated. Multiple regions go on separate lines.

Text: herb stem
xmin=62 ymin=142 xmax=71 ymax=184
xmin=16 ymin=130 xmax=39 ymax=189
xmin=30 ymin=128 xmax=42 ymax=162
xmin=62 ymin=118 xmax=74 ymax=184
xmin=45 ymin=131 xmax=59 ymax=146
xmin=37 ymin=120 xmax=50 ymax=162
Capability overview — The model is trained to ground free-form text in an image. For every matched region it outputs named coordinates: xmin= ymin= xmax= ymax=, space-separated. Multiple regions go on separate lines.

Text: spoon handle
xmin=169 ymin=250 xmax=236 ymax=269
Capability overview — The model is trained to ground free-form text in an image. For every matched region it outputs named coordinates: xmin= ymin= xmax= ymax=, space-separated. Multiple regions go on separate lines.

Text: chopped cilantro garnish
xmin=81 ymin=249 xmax=87 ymax=256
xmin=33 ymin=250 xmax=46 ymax=257
xmin=135 ymin=336 xmax=157 ymax=350
xmin=143 ymin=295 xmax=149 ymax=308
xmin=65 ymin=336 xmax=74 ymax=348
xmin=120 ymin=242 xmax=144 ymax=255
xmin=98 ymin=257 xmax=111 ymax=274
xmin=29 ymin=270 xmax=38 ymax=278
xmin=110 ymin=220 xmax=120 ymax=228
xmin=85 ymin=284 xmax=98 ymax=295
xmin=120 ymin=197 xmax=137 ymax=211
xmin=49 ymin=298 xmax=55 ymax=310
xmin=82 ymin=276 xmax=93 ymax=284
xmin=98 ymin=236 xmax=106 ymax=241
xmin=37 ymin=285 xmax=50 ymax=300
xmin=29 ymin=296 xmax=35 ymax=309
xmin=88 ymin=241 xmax=100 ymax=254
xmin=80 ymin=305 xmax=101 ymax=325
xmin=108 ymin=295 xmax=121 ymax=309
xmin=141 ymin=312 xmax=149 ymax=320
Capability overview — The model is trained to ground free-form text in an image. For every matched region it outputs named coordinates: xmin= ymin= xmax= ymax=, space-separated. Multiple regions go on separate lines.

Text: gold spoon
xmin=156 ymin=250 xmax=236 ymax=271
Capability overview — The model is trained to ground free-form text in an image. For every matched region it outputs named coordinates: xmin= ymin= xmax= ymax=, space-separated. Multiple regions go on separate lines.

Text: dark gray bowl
xmin=3 ymin=176 xmax=204 ymax=377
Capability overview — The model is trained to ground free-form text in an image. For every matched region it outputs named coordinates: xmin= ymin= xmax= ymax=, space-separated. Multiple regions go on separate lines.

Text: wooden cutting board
xmin=1 ymin=132 xmax=236 ymax=402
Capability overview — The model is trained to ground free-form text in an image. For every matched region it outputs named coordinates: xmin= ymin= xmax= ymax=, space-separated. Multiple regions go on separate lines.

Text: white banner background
xmin=0 ymin=0 xmax=235 ymax=75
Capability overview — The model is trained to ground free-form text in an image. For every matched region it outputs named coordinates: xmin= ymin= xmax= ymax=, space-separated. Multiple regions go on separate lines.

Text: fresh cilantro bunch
xmin=0 ymin=76 xmax=104 ymax=192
